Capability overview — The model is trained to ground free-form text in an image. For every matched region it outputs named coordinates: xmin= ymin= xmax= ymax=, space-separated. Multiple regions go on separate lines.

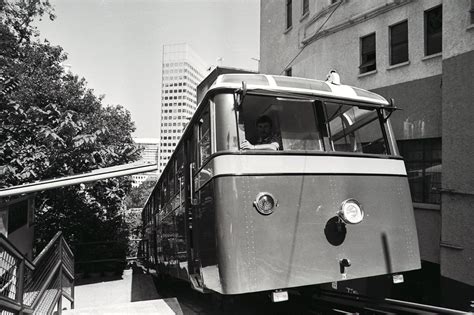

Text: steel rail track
xmin=309 ymin=289 xmax=470 ymax=314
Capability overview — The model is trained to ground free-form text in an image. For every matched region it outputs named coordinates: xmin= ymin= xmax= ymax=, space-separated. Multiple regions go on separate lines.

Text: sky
xmin=36 ymin=0 xmax=260 ymax=138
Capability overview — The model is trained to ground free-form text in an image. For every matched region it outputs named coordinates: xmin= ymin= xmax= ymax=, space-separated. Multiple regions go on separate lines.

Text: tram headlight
xmin=338 ymin=199 xmax=364 ymax=224
xmin=254 ymin=192 xmax=277 ymax=215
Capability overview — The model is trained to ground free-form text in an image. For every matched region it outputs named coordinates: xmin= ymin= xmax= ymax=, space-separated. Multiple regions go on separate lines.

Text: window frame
xmin=424 ymin=5 xmax=442 ymax=56
xmin=195 ymin=102 xmax=212 ymax=170
xmin=323 ymin=101 xmax=390 ymax=155
xmin=471 ymin=0 xmax=474 ymax=25
xmin=359 ymin=33 xmax=376 ymax=74
xmin=389 ymin=20 xmax=409 ymax=66
xmin=302 ymin=0 xmax=309 ymax=17
xmin=286 ymin=0 xmax=293 ymax=31
xmin=397 ymin=138 xmax=441 ymax=205
xmin=235 ymin=93 xmax=392 ymax=156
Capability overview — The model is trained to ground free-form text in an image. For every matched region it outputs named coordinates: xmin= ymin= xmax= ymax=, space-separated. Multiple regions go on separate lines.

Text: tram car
xmin=141 ymin=72 xmax=421 ymax=298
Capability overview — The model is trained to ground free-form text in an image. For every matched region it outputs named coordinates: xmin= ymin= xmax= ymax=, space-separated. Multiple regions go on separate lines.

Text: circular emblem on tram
xmin=253 ymin=192 xmax=278 ymax=215
xmin=338 ymin=199 xmax=364 ymax=224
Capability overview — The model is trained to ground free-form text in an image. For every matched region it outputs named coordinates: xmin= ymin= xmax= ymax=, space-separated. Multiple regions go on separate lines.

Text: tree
xmin=124 ymin=179 xmax=157 ymax=209
xmin=0 ymin=0 xmax=141 ymax=267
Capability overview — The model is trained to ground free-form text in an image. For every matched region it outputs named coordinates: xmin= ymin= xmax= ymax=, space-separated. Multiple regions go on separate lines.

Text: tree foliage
xmin=0 ymin=0 xmax=141 ymax=255
xmin=124 ymin=179 xmax=157 ymax=209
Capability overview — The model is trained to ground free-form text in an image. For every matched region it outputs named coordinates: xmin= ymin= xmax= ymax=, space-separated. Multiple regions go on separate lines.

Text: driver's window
xmin=238 ymin=95 xmax=323 ymax=151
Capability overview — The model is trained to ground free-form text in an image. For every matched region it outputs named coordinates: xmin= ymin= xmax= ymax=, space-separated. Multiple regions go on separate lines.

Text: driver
xmin=241 ymin=115 xmax=282 ymax=151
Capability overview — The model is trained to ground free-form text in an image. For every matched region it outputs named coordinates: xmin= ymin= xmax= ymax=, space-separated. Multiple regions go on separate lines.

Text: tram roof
xmin=209 ymin=74 xmax=390 ymax=106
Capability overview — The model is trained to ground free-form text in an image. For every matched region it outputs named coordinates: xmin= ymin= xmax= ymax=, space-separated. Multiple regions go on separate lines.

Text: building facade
xmin=159 ymin=43 xmax=208 ymax=173
xmin=132 ymin=138 xmax=159 ymax=187
xmin=260 ymin=0 xmax=473 ymax=309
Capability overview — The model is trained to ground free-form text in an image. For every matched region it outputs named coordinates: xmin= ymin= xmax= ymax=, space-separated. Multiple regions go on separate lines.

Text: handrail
xmin=0 ymin=295 xmax=22 ymax=311
xmin=62 ymin=238 xmax=74 ymax=258
xmin=0 ymin=231 xmax=75 ymax=315
xmin=33 ymin=231 xmax=62 ymax=264
xmin=0 ymin=234 xmax=35 ymax=270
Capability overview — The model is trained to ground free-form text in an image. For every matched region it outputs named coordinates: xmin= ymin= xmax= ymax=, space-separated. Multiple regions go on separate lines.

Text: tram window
xmin=163 ymin=177 xmax=169 ymax=203
xmin=168 ymin=162 xmax=176 ymax=197
xmin=214 ymin=94 xmax=239 ymax=151
xmin=238 ymin=95 xmax=323 ymax=151
xmin=176 ymin=146 xmax=184 ymax=182
xmin=153 ymin=189 xmax=160 ymax=213
xmin=325 ymin=102 xmax=387 ymax=155
xmin=197 ymin=105 xmax=211 ymax=167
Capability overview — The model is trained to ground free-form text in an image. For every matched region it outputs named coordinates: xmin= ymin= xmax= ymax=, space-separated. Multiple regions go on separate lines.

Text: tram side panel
xmin=211 ymin=171 xmax=420 ymax=295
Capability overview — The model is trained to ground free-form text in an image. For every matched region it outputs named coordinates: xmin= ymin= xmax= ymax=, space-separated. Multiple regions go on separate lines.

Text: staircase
xmin=0 ymin=232 xmax=74 ymax=314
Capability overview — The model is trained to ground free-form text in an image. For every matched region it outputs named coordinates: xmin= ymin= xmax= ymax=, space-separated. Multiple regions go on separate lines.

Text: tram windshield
xmin=232 ymin=94 xmax=389 ymax=155
xmin=325 ymin=101 xmax=388 ymax=154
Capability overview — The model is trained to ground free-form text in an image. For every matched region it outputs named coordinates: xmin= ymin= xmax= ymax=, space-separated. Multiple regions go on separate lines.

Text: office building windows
xmin=425 ymin=5 xmax=442 ymax=56
xmin=390 ymin=20 xmax=408 ymax=65
xmin=285 ymin=67 xmax=292 ymax=76
xmin=360 ymin=33 xmax=376 ymax=74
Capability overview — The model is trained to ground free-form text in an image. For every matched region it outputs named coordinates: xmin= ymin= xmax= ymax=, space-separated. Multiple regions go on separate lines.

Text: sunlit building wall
xmin=159 ymin=43 xmax=207 ymax=173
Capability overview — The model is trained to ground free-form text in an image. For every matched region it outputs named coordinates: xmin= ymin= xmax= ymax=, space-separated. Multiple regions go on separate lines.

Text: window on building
xmin=425 ymin=5 xmax=442 ymax=56
xmin=390 ymin=20 xmax=408 ymax=65
xmin=471 ymin=0 xmax=474 ymax=24
xmin=286 ymin=0 xmax=292 ymax=30
xmin=302 ymin=0 xmax=309 ymax=16
xmin=359 ymin=33 xmax=376 ymax=74
xmin=397 ymin=138 xmax=441 ymax=204
xmin=285 ymin=67 xmax=292 ymax=76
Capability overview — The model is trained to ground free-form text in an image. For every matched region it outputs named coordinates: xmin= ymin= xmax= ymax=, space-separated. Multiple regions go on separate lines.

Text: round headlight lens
xmin=338 ymin=199 xmax=364 ymax=224
xmin=254 ymin=193 xmax=277 ymax=215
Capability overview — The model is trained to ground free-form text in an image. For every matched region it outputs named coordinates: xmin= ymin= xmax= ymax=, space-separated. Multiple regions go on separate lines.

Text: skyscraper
xmin=159 ymin=43 xmax=207 ymax=173
xmin=131 ymin=138 xmax=159 ymax=187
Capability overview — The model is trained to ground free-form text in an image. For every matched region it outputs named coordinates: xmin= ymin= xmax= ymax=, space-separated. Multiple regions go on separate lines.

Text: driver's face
xmin=257 ymin=122 xmax=271 ymax=138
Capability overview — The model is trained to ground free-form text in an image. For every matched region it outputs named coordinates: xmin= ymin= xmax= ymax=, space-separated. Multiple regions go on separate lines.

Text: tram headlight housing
xmin=338 ymin=199 xmax=364 ymax=224
xmin=254 ymin=192 xmax=277 ymax=215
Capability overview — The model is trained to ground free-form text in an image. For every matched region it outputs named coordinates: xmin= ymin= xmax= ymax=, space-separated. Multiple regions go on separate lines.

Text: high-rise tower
xmin=131 ymin=138 xmax=159 ymax=187
xmin=159 ymin=43 xmax=207 ymax=172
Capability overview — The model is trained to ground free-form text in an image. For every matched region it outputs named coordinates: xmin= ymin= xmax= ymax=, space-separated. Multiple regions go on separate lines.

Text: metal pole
xmin=58 ymin=236 xmax=63 ymax=314
xmin=17 ymin=258 xmax=25 ymax=315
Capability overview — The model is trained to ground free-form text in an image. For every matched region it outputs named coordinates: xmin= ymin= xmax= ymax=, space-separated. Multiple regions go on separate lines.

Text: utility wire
xmin=279 ymin=1 xmax=343 ymax=75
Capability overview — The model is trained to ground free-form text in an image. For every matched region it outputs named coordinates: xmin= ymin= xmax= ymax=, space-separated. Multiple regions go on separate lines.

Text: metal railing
xmin=0 ymin=232 xmax=74 ymax=314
